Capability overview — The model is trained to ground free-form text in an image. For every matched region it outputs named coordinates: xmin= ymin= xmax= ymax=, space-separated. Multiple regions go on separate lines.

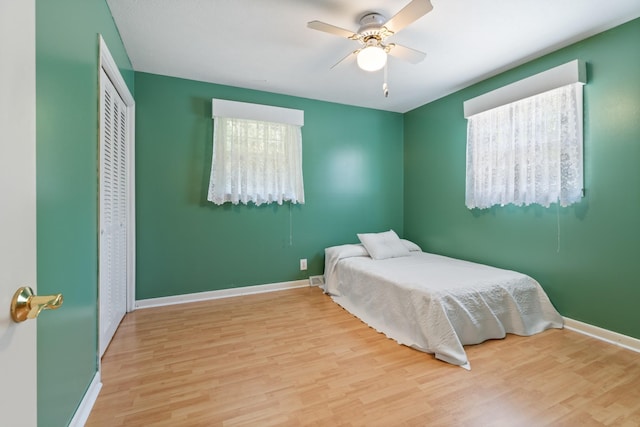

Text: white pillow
xmin=357 ymin=230 xmax=410 ymax=260
xmin=324 ymin=243 xmax=369 ymax=260
xmin=400 ymin=239 xmax=422 ymax=252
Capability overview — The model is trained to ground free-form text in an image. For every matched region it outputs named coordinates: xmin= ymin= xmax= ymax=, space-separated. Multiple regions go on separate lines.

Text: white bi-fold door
xmin=99 ymin=66 xmax=130 ymax=357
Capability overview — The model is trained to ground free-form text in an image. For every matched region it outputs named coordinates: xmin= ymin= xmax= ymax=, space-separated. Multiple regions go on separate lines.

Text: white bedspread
xmin=324 ymin=247 xmax=563 ymax=368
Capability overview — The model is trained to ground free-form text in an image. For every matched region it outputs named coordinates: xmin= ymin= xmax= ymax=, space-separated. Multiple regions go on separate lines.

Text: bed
xmin=323 ymin=231 xmax=563 ymax=369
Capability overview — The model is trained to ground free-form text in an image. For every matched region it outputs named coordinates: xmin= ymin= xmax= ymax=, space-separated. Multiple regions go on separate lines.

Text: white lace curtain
xmin=465 ymin=83 xmax=583 ymax=209
xmin=207 ymin=117 xmax=304 ymax=206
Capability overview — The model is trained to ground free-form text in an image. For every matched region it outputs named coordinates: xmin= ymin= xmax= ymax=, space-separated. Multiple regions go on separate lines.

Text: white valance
xmin=464 ymin=59 xmax=586 ymax=118
xmin=212 ymin=99 xmax=304 ymax=126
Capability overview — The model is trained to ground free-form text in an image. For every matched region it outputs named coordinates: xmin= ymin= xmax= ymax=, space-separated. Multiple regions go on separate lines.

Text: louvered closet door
xmin=99 ymin=68 xmax=128 ymax=357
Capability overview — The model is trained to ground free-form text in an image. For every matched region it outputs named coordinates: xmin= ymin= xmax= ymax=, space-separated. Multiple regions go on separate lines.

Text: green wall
xmin=36 ymin=0 xmax=133 ymax=425
xmin=135 ymin=72 xmax=404 ymax=300
xmin=404 ymin=18 xmax=640 ymax=339
xmin=31 ymin=4 xmax=639 ymax=422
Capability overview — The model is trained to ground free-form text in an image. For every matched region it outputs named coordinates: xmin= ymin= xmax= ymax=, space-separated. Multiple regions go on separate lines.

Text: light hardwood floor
xmin=86 ymin=286 xmax=640 ymax=426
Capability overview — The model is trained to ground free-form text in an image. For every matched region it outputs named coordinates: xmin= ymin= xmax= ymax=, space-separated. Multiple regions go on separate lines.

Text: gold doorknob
xmin=10 ymin=286 xmax=63 ymax=323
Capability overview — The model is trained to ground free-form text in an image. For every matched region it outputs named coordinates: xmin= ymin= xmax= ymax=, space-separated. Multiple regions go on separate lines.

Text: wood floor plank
xmin=86 ymin=287 xmax=640 ymax=426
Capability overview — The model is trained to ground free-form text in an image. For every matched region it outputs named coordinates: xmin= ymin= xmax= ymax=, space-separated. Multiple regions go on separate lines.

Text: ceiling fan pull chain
xmin=383 ymin=62 xmax=389 ymax=97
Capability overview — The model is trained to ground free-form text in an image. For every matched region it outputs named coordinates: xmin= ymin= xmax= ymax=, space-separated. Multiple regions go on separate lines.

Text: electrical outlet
xmin=300 ymin=258 xmax=307 ymax=271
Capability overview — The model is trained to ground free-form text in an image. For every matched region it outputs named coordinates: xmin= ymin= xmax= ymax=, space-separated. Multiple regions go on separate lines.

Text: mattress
xmin=324 ymin=245 xmax=563 ymax=369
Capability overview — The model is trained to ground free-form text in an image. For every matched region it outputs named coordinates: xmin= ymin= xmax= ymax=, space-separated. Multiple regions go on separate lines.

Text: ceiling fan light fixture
xmin=357 ymin=45 xmax=387 ymax=72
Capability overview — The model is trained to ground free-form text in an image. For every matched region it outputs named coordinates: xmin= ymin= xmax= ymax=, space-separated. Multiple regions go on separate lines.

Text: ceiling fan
xmin=307 ymin=0 xmax=433 ymax=75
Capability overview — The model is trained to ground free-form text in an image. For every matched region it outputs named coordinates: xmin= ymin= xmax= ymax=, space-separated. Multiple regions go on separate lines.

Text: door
xmin=99 ymin=67 xmax=129 ymax=356
xmin=0 ymin=0 xmax=37 ymax=426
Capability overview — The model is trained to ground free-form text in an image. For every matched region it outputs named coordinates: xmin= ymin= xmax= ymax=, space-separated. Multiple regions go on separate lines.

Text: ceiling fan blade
xmin=387 ymin=43 xmax=426 ymax=64
xmin=330 ymin=49 xmax=359 ymax=69
xmin=307 ymin=20 xmax=358 ymax=40
xmin=384 ymin=0 xmax=433 ymax=34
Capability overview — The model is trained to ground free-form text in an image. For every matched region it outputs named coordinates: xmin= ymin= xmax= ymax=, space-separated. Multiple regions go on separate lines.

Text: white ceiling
xmin=106 ymin=0 xmax=640 ymax=113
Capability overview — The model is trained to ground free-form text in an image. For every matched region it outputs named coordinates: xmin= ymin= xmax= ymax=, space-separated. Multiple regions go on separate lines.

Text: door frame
xmin=98 ymin=35 xmax=136 ymax=314
xmin=70 ymin=35 xmax=137 ymax=426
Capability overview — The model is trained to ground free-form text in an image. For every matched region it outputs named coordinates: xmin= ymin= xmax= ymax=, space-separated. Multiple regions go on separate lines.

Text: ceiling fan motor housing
xmin=358 ymin=13 xmax=388 ymax=38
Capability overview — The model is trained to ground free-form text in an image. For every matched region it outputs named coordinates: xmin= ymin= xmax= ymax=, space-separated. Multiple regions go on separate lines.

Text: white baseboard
xmin=135 ymin=279 xmax=309 ymax=309
xmin=563 ymin=317 xmax=640 ymax=353
xmin=69 ymin=372 xmax=102 ymax=427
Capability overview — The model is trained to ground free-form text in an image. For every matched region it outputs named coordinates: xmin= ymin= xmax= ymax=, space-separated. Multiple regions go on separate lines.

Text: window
xmin=464 ymin=60 xmax=585 ymax=209
xmin=207 ymin=99 xmax=304 ymax=206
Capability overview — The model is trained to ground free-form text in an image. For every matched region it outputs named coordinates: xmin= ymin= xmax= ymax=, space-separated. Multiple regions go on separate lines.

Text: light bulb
xmin=357 ymin=46 xmax=387 ymax=72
